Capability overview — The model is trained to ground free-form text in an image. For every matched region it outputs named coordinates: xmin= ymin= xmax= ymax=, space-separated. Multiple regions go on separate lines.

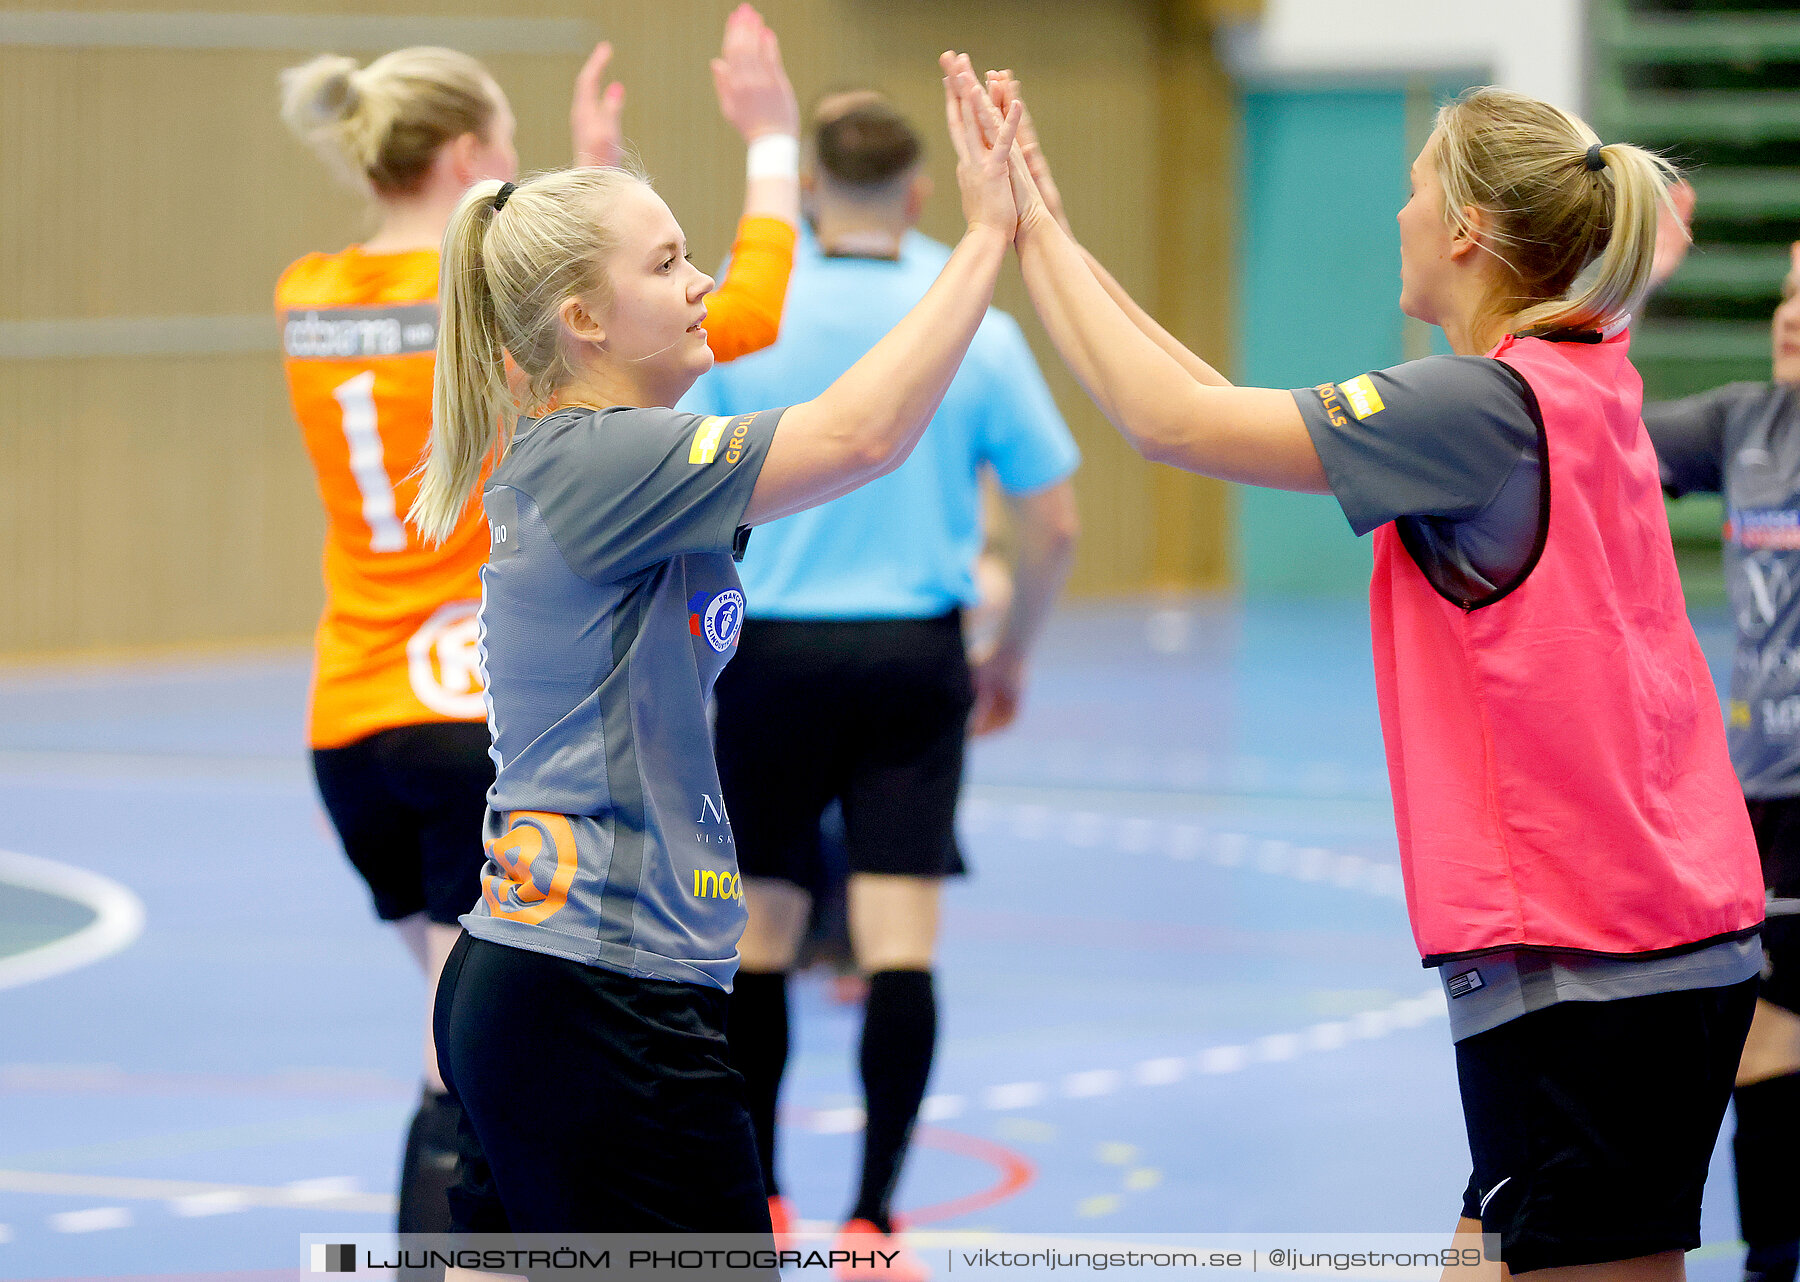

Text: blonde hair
xmin=1432 ymin=86 xmax=1680 ymax=336
xmin=409 ymin=167 xmax=651 ymax=544
xmin=280 ymin=47 xmax=497 ymax=196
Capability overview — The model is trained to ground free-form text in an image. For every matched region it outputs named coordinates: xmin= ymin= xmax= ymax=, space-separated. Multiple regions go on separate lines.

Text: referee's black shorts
xmin=713 ymin=613 xmax=974 ymax=886
xmin=1747 ymin=795 xmax=1800 ymax=1014
xmin=311 ymin=720 xmax=494 ymax=925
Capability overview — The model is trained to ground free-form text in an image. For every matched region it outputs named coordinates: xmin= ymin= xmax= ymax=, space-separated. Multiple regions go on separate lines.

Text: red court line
xmin=903 ymin=1125 xmax=1036 ymax=1226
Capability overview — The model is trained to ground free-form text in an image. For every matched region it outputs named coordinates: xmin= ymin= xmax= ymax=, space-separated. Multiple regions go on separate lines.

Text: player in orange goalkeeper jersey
xmin=275 ymin=5 xmax=798 ymax=1235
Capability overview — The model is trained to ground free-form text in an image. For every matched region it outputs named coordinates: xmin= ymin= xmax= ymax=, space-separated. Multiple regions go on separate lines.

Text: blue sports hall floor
xmin=0 ymin=596 xmax=1749 ymax=1281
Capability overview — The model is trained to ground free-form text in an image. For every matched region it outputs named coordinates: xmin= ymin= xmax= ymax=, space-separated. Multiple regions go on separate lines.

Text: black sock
xmin=728 ymin=969 xmax=791 ymax=1197
xmin=398 ymin=1089 xmax=461 ymax=1236
xmin=1735 ymin=1072 xmax=1800 ymax=1282
xmin=851 ymin=969 xmax=936 ymax=1235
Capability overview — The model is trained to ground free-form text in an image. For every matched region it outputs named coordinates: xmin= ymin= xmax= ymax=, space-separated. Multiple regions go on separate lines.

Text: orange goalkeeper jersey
xmin=277 ymin=215 xmax=795 ymax=750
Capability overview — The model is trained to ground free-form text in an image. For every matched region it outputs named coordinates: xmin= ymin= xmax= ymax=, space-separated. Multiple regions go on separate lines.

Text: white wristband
xmin=746 ymin=133 xmax=799 ymax=181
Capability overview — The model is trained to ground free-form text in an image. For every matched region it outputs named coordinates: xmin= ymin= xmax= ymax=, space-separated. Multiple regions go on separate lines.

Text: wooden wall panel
xmin=0 ymin=0 xmax=1238 ymax=655
xmin=0 ymin=354 xmax=322 ymax=653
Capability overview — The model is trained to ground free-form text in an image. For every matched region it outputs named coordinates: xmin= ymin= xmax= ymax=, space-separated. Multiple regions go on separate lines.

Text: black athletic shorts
xmin=1457 ymin=978 xmax=1756 ymax=1273
xmin=1747 ymin=796 xmax=1800 ymax=1013
xmin=311 ymin=721 xmax=493 ymax=925
xmin=713 ymin=614 xmax=974 ymax=884
xmin=434 ymin=932 xmax=773 ymax=1237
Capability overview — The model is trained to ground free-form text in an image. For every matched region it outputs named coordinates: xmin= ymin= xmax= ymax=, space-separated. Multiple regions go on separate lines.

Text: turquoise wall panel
xmin=1235 ymin=89 xmax=1411 ymax=596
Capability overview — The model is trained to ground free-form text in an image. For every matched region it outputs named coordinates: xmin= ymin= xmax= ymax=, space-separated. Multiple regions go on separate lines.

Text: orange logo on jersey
xmin=724 ymin=416 xmax=751 ymax=465
xmin=406 ymin=601 xmax=486 ymax=719
xmin=481 ymin=812 xmax=578 ymax=924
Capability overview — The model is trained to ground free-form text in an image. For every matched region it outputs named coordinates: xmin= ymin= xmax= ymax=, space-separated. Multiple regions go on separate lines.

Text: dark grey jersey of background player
xmin=1291 ymin=355 xmax=1546 ymax=608
xmin=465 ymin=404 xmax=782 ymax=990
xmin=1648 ymin=383 xmax=1800 ymax=800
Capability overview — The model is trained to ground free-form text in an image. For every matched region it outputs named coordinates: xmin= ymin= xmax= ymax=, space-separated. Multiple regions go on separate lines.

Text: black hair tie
xmin=1584 ymin=143 xmax=1605 ymax=172
xmin=492 ymin=181 xmax=516 ymax=212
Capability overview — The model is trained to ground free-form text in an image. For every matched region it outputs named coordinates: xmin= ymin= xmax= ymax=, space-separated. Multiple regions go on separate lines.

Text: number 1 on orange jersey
xmin=332 ymin=371 xmax=408 ymax=553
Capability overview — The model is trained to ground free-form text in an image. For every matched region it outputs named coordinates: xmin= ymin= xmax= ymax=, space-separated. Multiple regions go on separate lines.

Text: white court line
xmin=796 ymin=987 xmax=1445 ymax=1137
xmin=0 ymin=1169 xmax=391 ymax=1215
xmin=0 ymin=850 xmax=145 ymax=991
xmin=779 ymin=800 xmax=1444 ymax=1134
xmin=49 ymin=1206 xmax=131 ymax=1233
xmin=959 ymin=798 xmax=1406 ymax=899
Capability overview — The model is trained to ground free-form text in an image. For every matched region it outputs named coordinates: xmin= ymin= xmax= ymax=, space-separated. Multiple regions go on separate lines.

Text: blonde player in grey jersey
xmin=402 ymin=65 xmax=1024 ymax=1233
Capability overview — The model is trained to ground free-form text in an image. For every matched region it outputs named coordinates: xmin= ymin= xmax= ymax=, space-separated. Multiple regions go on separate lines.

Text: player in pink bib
xmin=953 ymin=54 xmax=1766 ymax=1282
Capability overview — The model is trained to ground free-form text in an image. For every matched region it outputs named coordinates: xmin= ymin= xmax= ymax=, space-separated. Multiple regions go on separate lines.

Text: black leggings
xmin=434 ymin=932 xmax=772 ymax=1233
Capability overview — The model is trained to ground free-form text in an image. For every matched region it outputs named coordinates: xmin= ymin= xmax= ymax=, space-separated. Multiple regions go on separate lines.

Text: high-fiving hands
xmin=939 ymin=51 xmax=1026 ymax=240
xmin=981 ymin=68 xmax=1072 ymax=237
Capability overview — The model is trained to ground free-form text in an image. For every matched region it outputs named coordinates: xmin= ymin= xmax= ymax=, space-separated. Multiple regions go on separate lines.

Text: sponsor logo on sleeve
xmin=724 ymin=415 xmax=752 ymax=465
xmin=689 ymin=416 xmax=731 ymax=464
xmin=1341 ymin=374 xmax=1386 ymax=420
xmin=1314 ymin=383 xmax=1349 ymax=428
xmin=688 ymin=589 xmax=745 ymax=652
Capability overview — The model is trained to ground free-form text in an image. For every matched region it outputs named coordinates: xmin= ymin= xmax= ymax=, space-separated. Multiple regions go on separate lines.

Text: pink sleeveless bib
xmin=1369 ymin=332 xmax=1762 ymax=964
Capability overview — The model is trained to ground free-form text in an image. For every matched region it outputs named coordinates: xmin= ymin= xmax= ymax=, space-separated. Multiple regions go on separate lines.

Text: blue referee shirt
xmin=680 ymin=227 xmax=1080 ymax=620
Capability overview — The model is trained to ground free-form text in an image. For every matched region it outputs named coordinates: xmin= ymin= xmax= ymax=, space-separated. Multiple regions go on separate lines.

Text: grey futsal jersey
xmin=1293 ymin=354 xmax=1543 ymax=607
xmin=461 ymin=404 xmax=781 ymax=989
xmin=1649 ymin=383 xmax=1800 ymax=799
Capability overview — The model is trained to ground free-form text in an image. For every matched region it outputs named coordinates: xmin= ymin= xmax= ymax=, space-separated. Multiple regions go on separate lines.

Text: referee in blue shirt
xmin=684 ymin=91 xmax=1080 ymax=1261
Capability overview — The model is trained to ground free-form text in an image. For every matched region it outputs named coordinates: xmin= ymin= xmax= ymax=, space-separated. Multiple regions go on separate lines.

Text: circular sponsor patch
xmin=406 ymin=600 xmax=486 ymax=718
xmin=702 ymin=590 xmax=745 ymax=653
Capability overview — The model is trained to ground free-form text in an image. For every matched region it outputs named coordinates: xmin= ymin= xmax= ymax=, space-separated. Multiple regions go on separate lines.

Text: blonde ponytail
xmin=1512 ymin=142 xmax=1676 ymax=335
xmin=279 ymin=47 xmax=496 ymax=196
xmin=409 ymin=165 xmax=653 ymax=545
xmin=1432 ymin=87 xmax=1681 ymax=337
xmin=410 ymin=180 xmax=511 ymax=546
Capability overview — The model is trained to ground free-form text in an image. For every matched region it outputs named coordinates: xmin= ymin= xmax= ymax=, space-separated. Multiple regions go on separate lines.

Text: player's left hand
xmin=713 ymin=4 xmax=799 ymax=142
xmin=571 ymin=40 xmax=625 ymax=168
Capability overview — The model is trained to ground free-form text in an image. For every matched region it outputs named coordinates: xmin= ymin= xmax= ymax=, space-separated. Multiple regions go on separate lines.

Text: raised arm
xmin=985 ymin=68 xmax=1232 ymax=390
xmin=570 ymin=41 xmax=625 ymax=168
xmin=743 ymin=70 xmax=1022 ymax=525
xmin=955 ymin=60 xmax=1326 ymax=492
xmin=702 ymin=4 xmax=800 ymax=361
xmin=713 ymin=4 xmax=800 ymax=228
xmin=1640 ymin=181 xmax=1726 ymax=497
